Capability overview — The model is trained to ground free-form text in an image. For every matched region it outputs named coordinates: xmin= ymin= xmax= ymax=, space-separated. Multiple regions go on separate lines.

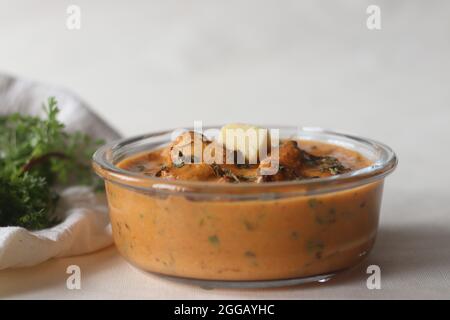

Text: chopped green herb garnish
xmin=208 ymin=235 xmax=220 ymax=245
xmin=222 ymin=168 xmax=240 ymax=183
xmin=306 ymin=239 xmax=324 ymax=253
xmin=210 ymin=163 xmax=222 ymax=177
xmin=236 ymin=174 xmax=257 ymax=182
xmin=155 ymin=164 xmax=169 ymax=177
xmin=236 ymin=163 xmax=251 ymax=169
xmin=315 ymin=208 xmax=337 ymax=225
xmin=301 ymin=151 xmax=350 ymax=175
xmin=308 ymin=198 xmax=321 ymax=208
xmin=243 ymin=220 xmax=256 ymax=231
xmin=210 ymin=163 xmax=240 ymax=182
xmin=244 ymin=251 xmax=256 ymax=257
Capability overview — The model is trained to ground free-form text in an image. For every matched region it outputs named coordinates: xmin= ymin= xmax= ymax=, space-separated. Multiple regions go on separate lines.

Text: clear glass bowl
xmin=92 ymin=126 xmax=397 ymax=288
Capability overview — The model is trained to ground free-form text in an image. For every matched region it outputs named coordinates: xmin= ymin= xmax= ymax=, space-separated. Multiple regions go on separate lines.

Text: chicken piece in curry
xmin=120 ymin=130 xmax=369 ymax=182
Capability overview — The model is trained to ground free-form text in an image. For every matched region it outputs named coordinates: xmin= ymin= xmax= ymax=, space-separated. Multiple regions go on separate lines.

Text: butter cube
xmin=217 ymin=123 xmax=270 ymax=164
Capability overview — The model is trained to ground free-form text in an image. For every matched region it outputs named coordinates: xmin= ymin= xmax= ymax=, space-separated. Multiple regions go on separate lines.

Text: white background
xmin=1 ymin=0 xmax=449 ymax=299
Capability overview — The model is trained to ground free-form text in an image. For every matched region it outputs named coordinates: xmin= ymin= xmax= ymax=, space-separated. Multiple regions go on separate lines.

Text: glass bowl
xmin=92 ymin=126 xmax=397 ymax=288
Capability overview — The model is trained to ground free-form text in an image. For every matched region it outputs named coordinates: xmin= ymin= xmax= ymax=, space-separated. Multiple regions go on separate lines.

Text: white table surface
xmin=1 ymin=0 xmax=449 ymax=299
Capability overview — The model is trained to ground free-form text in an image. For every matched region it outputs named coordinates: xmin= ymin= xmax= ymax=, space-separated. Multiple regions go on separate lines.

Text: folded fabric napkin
xmin=0 ymin=73 xmax=120 ymax=270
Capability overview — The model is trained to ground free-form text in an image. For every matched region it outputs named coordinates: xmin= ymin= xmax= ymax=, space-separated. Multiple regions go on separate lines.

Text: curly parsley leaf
xmin=0 ymin=97 xmax=103 ymax=230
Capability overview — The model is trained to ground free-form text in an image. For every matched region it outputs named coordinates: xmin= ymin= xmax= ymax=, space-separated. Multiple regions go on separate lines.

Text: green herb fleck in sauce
xmin=308 ymin=198 xmax=322 ymax=208
xmin=243 ymin=220 xmax=256 ymax=231
xmin=244 ymin=250 xmax=256 ymax=258
xmin=315 ymin=208 xmax=337 ymax=225
xmin=208 ymin=235 xmax=220 ymax=245
xmin=306 ymin=239 xmax=324 ymax=254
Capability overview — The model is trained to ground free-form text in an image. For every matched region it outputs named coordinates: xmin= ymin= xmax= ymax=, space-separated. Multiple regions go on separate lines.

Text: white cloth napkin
xmin=0 ymin=73 xmax=121 ymax=270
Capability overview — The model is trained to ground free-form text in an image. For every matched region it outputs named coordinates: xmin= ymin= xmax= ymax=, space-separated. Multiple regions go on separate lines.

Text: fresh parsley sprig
xmin=0 ymin=97 xmax=103 ymax=230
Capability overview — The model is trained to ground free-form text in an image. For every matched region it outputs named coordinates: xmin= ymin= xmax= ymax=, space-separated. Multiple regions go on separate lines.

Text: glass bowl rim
xmin=92 ymin=126 xmax=398 ymax=196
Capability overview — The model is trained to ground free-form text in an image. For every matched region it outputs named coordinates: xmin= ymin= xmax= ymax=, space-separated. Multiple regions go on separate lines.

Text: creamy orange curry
xmin=104 ymin=131 xmax=382 ymax=281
